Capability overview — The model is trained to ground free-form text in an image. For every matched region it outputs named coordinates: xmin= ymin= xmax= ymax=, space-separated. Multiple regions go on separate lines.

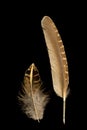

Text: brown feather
xmin=41 ymin=16 xmax=69 ymax=124
xmin=18 ymin=63 xmax=49 ymax=122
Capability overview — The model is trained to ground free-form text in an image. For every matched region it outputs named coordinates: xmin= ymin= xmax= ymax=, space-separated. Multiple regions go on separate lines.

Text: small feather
xmin=41 ymin=16 xmax=69 ymax=124
xmin=18 ymin=63 xmax=49 ymax=122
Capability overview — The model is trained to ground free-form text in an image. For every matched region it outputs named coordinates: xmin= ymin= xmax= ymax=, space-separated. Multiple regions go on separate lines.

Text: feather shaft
xmin=63 ymin=99 xmax=66 ymax=124
xmin=30 ymin=64 xmax=40 ymax=122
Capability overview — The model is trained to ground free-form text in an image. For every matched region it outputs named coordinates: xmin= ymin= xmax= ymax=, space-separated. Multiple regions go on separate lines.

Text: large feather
xmin=41 ymin=16 xmax=69 ymax=124
xmin=18 ymin=63 xmax=49 ymax=122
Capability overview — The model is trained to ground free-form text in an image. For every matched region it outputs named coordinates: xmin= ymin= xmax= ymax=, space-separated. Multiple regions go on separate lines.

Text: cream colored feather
xmin=41 ymin=16 xmax=69 ymax=124
xmin=18 ymin=63 xmax=49 ymax=122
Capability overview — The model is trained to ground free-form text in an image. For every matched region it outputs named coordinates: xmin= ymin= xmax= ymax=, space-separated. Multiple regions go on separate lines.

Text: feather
xmin=41 ymin=16 xmax=69 ymax=124
xmin=18 ymin=63 xmax=49 ymax=122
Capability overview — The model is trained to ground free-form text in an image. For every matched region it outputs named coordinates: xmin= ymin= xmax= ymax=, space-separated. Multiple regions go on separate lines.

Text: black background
xmin=3 ymin=1 xmax=86 ymax=129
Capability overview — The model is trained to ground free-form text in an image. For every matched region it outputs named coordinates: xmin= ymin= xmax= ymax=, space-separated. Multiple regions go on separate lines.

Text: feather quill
xmin=41 ymin=16 xmax=69 ymax=124
xmin=18 ymin=63 xmax=49 ymax=122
